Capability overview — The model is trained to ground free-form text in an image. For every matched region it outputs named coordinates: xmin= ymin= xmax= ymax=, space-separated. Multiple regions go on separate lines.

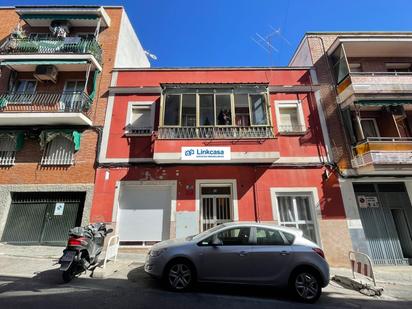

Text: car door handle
xmin=280 ymin=251 xmax=290 ymax=256
xmin=239 ymin=251 xmax=248 ymax=257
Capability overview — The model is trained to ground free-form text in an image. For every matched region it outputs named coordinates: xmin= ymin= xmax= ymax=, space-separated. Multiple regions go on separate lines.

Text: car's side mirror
xmin=211 ymin=238 xmax=223 ymax=246
xmin=107 ymin=228 xmax=114 ymax=234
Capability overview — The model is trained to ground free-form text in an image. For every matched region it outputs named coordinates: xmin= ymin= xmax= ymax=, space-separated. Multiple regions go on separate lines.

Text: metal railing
xmin=278 ymin=124 xmax=306 ymax=134
xmin=0 ymin=91 xmax=92 ymax=115
xmin=0 ymin=37 xmax=102 ymax=64
xmin=350 ymin=71 xmax=412 ymax=77
xmin=158 ymin=126 xmax=274 ymax=139
xmin=352 ymin=137 xmax=412 ymax=167
xmin=125 ymin=125 xmax=153 ymax=136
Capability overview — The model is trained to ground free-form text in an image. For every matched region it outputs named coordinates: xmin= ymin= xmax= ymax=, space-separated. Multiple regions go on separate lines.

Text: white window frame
xmin=275 ymin=100 xmax=306 ymax=134
xmin=125 ymin=101 xmax=155 ymax=136
xmin=270 ymin=187 xmax=321 ymax=246
xmin=360 ymin=118 xmax=380 ymax=138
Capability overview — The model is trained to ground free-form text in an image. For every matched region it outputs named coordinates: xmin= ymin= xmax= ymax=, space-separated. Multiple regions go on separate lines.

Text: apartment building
xmin=92 ymin=67 xmax=351 ymax=266
xmin=291 ymin=32 xmax=412 ymax=265
xmin=0 ymin=6 xmax=149 ymax=245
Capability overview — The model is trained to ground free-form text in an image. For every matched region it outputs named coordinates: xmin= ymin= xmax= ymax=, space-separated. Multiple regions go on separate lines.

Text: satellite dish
xmin=144 ymin=50 xmax=158 ymax=60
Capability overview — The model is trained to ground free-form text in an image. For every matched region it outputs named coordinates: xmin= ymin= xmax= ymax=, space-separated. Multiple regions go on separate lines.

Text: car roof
xmin=220 ymin=222 xmax=303 ymax=236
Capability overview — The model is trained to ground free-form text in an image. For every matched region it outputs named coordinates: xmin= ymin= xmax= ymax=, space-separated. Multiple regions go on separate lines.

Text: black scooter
xmin=59 ymin=222 xmax=113 ymax=282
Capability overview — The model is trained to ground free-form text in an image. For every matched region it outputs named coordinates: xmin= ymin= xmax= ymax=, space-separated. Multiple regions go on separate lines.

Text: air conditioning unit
xmin=33 ymin=65 xmax=58 ymax=83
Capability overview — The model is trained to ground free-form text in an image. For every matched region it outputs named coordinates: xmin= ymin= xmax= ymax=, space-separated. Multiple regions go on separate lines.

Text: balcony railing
xmin=0 ymin=37 xmax=102 ymax=64
xmin=352 ymin=137 xmax=412 ymax=167
xmin=278 ymin=125 xmax=306 ymax=134
xmin=158 ymin=126 xmax=274 ymax=139
xmin=0 ymin=91 xmax=92 ymax=115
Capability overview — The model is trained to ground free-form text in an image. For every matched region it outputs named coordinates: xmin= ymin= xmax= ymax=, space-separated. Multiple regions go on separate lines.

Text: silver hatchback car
xmin=145 ymin=222 xmax=329 ymax=303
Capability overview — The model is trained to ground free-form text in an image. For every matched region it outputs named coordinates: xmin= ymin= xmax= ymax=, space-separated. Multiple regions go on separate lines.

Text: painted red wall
xmin=116 ymin=69 xmax=311 ymax=87
xmin=105 ymin=69 xmax=326 ymax=160
xmin=91 ymin=165 xmax=345 ymax=223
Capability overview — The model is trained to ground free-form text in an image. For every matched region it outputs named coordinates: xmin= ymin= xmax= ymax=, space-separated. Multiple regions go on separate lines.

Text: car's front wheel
xmin=290 ymin=270 xmax=322 ymax=303
xmin=165 ymin=261 xmax=194 ymax=291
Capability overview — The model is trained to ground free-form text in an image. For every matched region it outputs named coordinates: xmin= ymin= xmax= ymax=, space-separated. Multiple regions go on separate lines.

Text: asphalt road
xmin=0 ymin=261 xmax=411 ymax=309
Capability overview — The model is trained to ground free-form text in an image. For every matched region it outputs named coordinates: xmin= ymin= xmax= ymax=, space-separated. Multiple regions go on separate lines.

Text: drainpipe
xmin=253 ymin=166 xmax=261 ymax=222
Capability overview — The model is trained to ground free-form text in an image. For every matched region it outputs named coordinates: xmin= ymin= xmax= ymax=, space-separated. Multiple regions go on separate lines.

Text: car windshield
xmin=191 ymin=225 xmax=226 ymax=241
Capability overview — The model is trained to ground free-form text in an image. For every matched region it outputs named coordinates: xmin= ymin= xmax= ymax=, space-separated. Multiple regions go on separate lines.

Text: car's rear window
xmin=282 ymin=232 xmax=295 ymax=244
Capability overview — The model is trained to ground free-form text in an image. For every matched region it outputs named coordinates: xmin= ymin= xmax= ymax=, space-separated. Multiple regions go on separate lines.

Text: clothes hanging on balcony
xmin=88 ymin=70 xmax=101 ymax=102
xmin=39 ymin=130 xmax=81 ymax=151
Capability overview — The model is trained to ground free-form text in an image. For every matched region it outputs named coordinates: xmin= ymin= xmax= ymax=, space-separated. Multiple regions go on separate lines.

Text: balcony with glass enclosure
xmin=329 ymin=38 xmax=412 ymax=107
xmin=153 ymin=85 xmax=279 ymax=164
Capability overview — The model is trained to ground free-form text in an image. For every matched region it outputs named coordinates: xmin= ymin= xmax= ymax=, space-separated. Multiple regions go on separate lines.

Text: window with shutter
xmin=276 ymin=100 xmax=306 ymax=133
xmin=126 ymin=103 xmax=153 ymax=135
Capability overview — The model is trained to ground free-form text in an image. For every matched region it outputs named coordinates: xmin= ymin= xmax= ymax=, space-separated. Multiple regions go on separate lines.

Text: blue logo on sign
xmin=185 ymin=149 xmax=195 ymax=156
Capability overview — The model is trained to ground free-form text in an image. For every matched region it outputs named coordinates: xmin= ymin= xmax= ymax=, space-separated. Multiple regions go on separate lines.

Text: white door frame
xmin=195 ymin=179 xmax=239 ymax=232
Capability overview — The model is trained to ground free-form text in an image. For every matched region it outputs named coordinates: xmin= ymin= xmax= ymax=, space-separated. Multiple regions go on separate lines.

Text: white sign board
xmin=54 ymin=203 xmax=65 ymax=215
xmin=181 ymin=147 xmax=231 ymax=161
xmin=357 ymin=196 xmax=379 ymax=208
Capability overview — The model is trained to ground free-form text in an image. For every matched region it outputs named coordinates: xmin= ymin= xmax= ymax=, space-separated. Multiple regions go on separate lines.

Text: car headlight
xmin=149 ymin=248 xmax=167 ymax=257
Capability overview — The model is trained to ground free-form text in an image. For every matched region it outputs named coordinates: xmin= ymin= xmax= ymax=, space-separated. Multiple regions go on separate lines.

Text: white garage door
xmin=118 ymin=185 xmax=172 ymax=242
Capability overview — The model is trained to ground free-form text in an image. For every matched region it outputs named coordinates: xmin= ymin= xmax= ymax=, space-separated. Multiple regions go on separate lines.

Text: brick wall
xmin=307 ymin=35 xmax=353 ymax=170
xmin=0 ymin=7 xmax=124 ymax=185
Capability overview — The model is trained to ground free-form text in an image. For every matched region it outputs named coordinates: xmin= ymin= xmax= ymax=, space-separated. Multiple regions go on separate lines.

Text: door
xmin=118 ymin=184 xmax=172 ymax=244
xmin=391 ymin=209 xmax=412 ymax=258
xmin=200 ymin=185 xmax=232 ymax=231
xmin=12 ymin=80 xmax=37 ymax=104
xmin=61 ymin=81 xmax=85 ymax=111
xmin=248 ymin=227 xmax=294 ymax=284
xmin=1 ymin=192 xmax=84 ymax=246
xmin=198 ymin=226 xmax=254 ymax=282
xmin=354 ymin=183 xmax=411 ymax=265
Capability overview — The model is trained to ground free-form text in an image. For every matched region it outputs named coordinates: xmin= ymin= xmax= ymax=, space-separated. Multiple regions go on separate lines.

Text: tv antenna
xmin=251 ymin=26 xmax=290 ymax=54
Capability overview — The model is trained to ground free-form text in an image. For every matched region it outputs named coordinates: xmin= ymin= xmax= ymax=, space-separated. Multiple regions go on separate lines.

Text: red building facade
xmin=92 ymin=68 xmax=352 ymax=266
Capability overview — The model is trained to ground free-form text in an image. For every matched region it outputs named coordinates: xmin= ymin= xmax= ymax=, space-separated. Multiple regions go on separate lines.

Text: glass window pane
xmin=277 ymin=196 xmax=295 ymax=222
xmin=201 ymin=186 xmax=231 ymax=195
xmin=255 ymin=228 xmax=285 ymax=245
xmin=216 ymin=95 xmax=232 ymax=125
xmin=250 ymin=95 xmax=268 ymax=125
xmin=199 ymin=94 xmax=214 ymax=126
xmin=216 ymin=227 xmax=250 ymax=246
xmin=234 ymin=94 xmax=250 ymax=126
xmin=279 ymin=107 xmax=299 ymax=131
xmin=295 ymin=196 xmax=312 ymax=221
xmin=164 ymin=95 xmax=180 ymax=126
xmin=131 ymin=108 xmax=151 ymax=128
xmin=361 ymin=119 xmax=379 ymax=138
xmin=25 ymin=81 xmax=37 ymax=93
xmin=181 ymin=94 xmax=196 ymax=127
xmin=298 ymin=224 xmax=316 ymax=243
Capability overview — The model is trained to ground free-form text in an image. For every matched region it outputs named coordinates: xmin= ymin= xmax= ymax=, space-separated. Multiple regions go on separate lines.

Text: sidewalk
xmin=331 ymin=266 xmax=412 ymax=301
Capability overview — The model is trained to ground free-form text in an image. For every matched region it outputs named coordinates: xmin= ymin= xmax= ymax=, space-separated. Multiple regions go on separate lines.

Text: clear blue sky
xmin=6 ymin=0 xmax=412 ymax=67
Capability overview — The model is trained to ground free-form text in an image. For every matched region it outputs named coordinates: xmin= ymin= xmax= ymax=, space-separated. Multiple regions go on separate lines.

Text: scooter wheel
xmin=62 ymin=268 xmax=75 ymax=283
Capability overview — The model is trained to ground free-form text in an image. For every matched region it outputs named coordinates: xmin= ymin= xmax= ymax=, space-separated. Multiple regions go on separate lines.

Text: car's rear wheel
xmin=165 ymin=261 xmax=194 ymax=291
xmin=290 ymin=270 xmax=322 ymax=303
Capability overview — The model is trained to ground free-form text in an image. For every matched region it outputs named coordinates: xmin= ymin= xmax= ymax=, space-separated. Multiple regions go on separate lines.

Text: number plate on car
xmin=61 ymin=251 xmax=76 ymax=262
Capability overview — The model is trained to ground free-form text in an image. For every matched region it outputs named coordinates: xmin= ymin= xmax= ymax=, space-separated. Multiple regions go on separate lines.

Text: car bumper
xmin=144 ymin=254 xmax=164 ymax=278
